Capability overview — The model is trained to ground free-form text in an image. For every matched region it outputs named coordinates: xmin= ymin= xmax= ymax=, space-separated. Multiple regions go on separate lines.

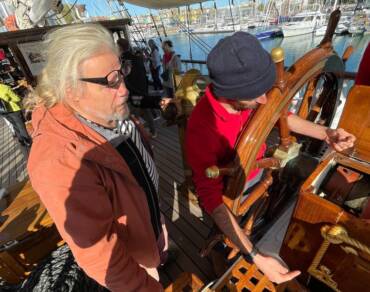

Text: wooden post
xmin=271 ymin=47 xmax=286 ymax=92
xmin=271 ymin=47 xmax=291 ymax=150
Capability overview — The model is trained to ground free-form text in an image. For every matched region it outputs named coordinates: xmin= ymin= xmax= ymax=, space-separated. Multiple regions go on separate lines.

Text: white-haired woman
xmin=25 ymin=23 xmax=167 ymax=292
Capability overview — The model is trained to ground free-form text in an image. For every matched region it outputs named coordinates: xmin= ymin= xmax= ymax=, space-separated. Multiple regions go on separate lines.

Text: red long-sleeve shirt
xmin=185 ymin=85 xmax=266 ymax=214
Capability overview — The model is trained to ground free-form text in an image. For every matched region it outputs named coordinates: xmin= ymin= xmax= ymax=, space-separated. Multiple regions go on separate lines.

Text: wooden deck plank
xmin=162 ymin=216 xmax=216 ymax=282
xmin=158 ymin=176 xmax=213 ymax=232
xmin=160 ymin=197 xmax=208 ymax=245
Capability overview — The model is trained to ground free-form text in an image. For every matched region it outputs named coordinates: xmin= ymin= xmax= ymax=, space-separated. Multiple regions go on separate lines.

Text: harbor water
xmin=155 ymin=33 xmax=370 ymax=74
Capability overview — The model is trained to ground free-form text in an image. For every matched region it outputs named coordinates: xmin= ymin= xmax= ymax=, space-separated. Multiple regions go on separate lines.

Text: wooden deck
xmin=0 ymin=117 xmax=215 ymax=288
xmin=0 ymin=119 xmax=27 ymax=188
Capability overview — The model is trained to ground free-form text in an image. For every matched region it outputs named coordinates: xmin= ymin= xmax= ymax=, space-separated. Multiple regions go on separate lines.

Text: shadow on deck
xmin=152 ymin=123 xmax=216 ymax=287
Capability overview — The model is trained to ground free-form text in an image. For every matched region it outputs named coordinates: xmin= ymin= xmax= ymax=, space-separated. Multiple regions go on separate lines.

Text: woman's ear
xmin=65 ymin=83 xmax=81 ymax=104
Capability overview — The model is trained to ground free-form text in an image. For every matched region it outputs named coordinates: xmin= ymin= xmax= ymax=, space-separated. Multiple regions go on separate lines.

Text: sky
xmin=66 ymin=0 xmax=249 ymax=17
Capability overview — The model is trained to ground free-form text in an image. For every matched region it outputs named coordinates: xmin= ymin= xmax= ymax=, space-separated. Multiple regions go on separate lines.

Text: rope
xmin=17 ymin=244 xmax=108 ymax=292
xmin=325 ymin=225 xmax=370 ymax=255
xmin=46 ymin=0 xmax=79 ymax=21
xmin=174 ymin=18 xmax=212 ymax=51
xmin=122 ymin=3 xmax=147 ymax=46
xmin=170 ymin=11 xmax=211 ymax=55
xmin=158 ymin=10 xmax=168 ymax=37
xmin=186 ymin=5 xmax=193 ymax=60
xmin=309 ymin=239 xmax=330 ymax=270
xmin=149 ymin=9 xmax=163 ymax=43
xmin=228 ymin=0 xmax=236 ymax=32
xmin=336 ymin=234 xmax=370 ymax=255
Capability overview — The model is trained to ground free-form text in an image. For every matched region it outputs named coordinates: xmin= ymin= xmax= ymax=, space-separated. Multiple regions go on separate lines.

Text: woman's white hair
xmin=25 ymin=23 xmax=118 ymax=111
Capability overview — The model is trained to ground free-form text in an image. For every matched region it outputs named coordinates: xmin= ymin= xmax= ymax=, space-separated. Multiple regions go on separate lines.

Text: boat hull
xmin=282 ymin=25 xmax=315 ymax=37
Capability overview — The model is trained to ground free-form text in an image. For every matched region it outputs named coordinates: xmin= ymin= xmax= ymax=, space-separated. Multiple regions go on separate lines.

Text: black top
xmin=121 ymin=51 xmax=148 ymax=97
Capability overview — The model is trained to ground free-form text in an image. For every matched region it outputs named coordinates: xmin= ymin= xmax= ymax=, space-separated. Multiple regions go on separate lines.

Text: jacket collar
xmin=32 ymin=103 xmax=130 ymax=175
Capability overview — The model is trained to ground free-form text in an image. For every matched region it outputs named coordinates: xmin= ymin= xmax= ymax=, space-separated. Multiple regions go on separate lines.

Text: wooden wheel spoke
xmin=298 ymin=79 xmax=317 ymax=119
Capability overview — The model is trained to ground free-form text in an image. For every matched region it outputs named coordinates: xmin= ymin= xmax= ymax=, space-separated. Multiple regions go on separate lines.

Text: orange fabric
xmin=4 ymin=15 xmax=18 ymax=31
xmin=27 ymin=103 xmax=162 ymax=292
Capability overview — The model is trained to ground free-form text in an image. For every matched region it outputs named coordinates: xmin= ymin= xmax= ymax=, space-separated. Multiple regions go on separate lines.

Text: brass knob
xmin=321 ymin=225 xmax=347 ymax=244
xmin=271 ymin=47 xmax=284 ymax=63
xmin=327 ymin=225 xmax=347 ymax=237
xmin=205 ymin=166 xmax=220 ymax=179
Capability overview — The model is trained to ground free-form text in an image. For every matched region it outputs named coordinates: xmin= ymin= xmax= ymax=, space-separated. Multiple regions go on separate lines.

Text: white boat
xmin=315 ymin=25 xmax=327 ymax=36
xmin=348 ymin=24 xmax=366 ymax=35
xmin=282 ymin=11 xmax=325 ymax=37
xmin=348 ymin=8 xmax=367 ymax=35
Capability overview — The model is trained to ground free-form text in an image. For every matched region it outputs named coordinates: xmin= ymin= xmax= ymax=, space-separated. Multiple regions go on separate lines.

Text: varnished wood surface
xmin=280 ymin=150 xmax=370 ymax=291
xmin=0 ymin=180 xmax=54 ymax=246
xmin=213 ymin=257 xmax=276 ymax=292
xmin=338 ymin=85 xmax=370 ymax=162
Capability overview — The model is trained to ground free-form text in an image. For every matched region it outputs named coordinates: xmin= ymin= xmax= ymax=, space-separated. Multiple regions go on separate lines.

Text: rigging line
xmin=170 ymin=16 xmax=210 ymax=55
xmin=170 ymin=10 xmax=212 ymax=51
xmin=173 ymin=20 xmax=210 ymax=54
xmin=157 ymin=9 xmax=168 ymax=37
xmin=130 ymin=9 xmax=148 ymax=44
xmin=186 ymin=5 xmax=193 ymax=60
xmin=121 ymin=3 xmax=146 ymax=45
xmin=45 ymin=0 xmax=79 ymax=20
xmin=175 ymin=22 xmax=211 ymax=53
xmin=149 ymin=9 xmax=163 ymax=42
xmin=228 ymin=0 xmax=236 ymax=32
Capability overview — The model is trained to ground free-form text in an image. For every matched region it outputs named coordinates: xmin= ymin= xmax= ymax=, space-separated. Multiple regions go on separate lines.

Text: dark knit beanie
xmin=207 ymin=31 xmax=276 ymax=100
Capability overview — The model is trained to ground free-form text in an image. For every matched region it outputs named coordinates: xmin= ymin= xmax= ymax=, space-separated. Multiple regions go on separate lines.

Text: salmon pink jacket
xmin=27 ymin=103 xmax=162 ymax=291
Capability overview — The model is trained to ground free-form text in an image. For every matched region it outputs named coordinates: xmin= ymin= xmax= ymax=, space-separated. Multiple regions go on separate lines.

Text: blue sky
xmin=67 ymin=0 xmax=248 ymax=17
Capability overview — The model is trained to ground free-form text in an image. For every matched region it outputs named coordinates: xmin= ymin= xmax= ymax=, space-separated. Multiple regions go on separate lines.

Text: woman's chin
xmin=114 ymin=106 xmax=130 ymax=121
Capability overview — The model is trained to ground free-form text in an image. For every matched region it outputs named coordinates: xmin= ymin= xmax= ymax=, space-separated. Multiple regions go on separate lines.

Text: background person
xmin=148 ymin=39 xmax=163 ymax=91
xmin=161 ymin=40 xmax=181 ymax=98
xmin=0 ymin=81 xmax=32 ymax=153
xmin=117 ymin=38 xmax=157 ymax=137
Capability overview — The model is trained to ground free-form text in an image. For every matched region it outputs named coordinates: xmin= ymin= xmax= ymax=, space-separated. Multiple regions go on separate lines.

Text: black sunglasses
xmin=79 ymin=60 xmax=132 ymax=89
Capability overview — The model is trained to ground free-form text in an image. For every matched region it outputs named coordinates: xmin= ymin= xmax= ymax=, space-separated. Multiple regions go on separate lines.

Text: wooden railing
xmin=181 ymin=58 xmax=357 ymax=81
xmin=181 ymin=59 xmax=207 ymax=74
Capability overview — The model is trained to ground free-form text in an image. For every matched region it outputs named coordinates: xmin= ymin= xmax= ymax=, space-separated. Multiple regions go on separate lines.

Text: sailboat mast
xmin=149 ymin=9 xmax=162 ymax=42
xmin=214 ymin=1 xmax=218 ymax=30
xmin=186 ymin=5 xmax=193 ymax=60
xmin=228 ymin=0 xmax=236 ymax=31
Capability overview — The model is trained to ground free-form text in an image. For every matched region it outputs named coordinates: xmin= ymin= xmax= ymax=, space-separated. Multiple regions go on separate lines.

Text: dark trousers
xmin=164 ymin=86 xmax=174 ymax=99
xmin=3 ymin=111 xmax=32 ymax=147
xmin=150 ymin=66 xmax=163 ymax=90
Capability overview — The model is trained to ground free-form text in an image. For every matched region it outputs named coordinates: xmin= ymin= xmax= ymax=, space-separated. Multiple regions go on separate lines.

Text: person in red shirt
xmin=185 ymin=31 xmax=355 ymax=284
xmin=161 ymin=40 xmax=181 ymax=98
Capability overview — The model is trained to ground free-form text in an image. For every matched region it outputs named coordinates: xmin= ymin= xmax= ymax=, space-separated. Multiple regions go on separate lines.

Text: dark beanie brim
xmin=207 ymin=31 xmax=276 ymax=100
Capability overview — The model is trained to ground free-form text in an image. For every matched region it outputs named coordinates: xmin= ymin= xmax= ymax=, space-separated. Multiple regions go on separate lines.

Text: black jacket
xmin=121 ymin=51 xmax=148 ymax=97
